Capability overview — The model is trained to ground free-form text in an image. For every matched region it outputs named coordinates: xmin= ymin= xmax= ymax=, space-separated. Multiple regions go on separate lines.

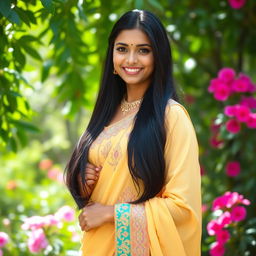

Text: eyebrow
xmin=115 ymin=42 xmax=152 ymax=47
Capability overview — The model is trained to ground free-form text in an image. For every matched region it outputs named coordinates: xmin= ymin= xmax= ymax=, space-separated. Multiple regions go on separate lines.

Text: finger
xmin=85 ymin=169 xmax=98 ymax=175
xmin=85 ymin=173 xmax=99 ymax=180
xmin=86 ymin=179 xmax=97 ymax=186
xmin=86 ymin=163 xmax=102 ymax=172
xmin=86 ymin=163 xmax=98 ymax=170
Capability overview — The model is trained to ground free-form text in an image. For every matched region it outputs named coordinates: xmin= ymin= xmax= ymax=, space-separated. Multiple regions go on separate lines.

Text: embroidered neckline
xmin=104 ymin=111 xmax=138 ymax=129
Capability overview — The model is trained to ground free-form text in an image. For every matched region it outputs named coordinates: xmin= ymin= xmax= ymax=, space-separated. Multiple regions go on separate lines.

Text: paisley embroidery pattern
xmin=115 ymin=203 xmax=131 ymax=256
xmin=131 ymin=204 xmax=149 ymax=256
xmin=115 ymin=203 xmax=149 ymax=256
xmin=91 ymin=113 xmax=136 ymax=148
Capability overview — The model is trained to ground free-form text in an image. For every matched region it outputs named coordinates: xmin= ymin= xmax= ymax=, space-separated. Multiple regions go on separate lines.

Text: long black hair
xmin=65 ymin=10 xmax=179 ymax=209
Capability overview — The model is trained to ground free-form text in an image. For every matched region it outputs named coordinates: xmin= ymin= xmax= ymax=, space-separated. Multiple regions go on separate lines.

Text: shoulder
xmin=165 ymin=98 xmax=195 ymax=134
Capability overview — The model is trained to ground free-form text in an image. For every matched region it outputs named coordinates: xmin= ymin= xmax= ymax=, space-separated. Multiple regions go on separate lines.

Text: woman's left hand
xmin=78 ymin=202 xmax=114 ymax=232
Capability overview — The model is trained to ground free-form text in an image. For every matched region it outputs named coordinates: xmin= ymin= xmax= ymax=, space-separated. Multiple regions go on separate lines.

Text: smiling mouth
xmin=123 ymin=67 xmax=143 ymax=75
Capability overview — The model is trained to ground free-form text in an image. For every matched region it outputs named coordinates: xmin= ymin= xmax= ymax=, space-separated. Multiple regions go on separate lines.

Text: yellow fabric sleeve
xmin=145 ymin=103 xmax=202 ymax=256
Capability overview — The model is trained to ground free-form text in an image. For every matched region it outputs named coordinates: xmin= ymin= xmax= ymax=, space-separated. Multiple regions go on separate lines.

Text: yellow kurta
xmin=80 ymin=99 xmax=202 ymax=256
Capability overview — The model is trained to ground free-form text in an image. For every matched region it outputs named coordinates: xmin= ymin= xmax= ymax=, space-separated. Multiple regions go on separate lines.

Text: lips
xmin=123 ymin=67 xmax=142 ymax=75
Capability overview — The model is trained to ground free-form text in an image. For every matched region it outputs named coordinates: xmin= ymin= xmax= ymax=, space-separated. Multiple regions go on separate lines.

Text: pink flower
xmin=202 ymin=204 xmax=208 ymax=213
xmin=218 ymin=68 xmax=235 ymax=83
xmin=210 ymin=121 xmax=222 ymax=133
xmin=231 ymin=78 xmax=249 ymax=92
xmin=241 ymin=198 xmax=251 ymax=206
xmin=216 ymin=229 xmax=230 ymax=244
xmin=39 ymin=159 xmax=53 ymax=170
xmin=22 ymin=216 xmax=46 ymax=230
xmin=225 ymin=161 xmax=241 ymax=177
xmin=230 ymin=206 xmax=247 ymax=222
xmin=246 ymin=113 xmax=256 ymax=129
xmin=43 ymin=215 xmax=61 ymax=227
xmin=200 ymin=165 xmax=206 ymax=176
xmin=208 ymin=78 xmax=223 ymax=93
xmin=224 ymin=105 xmax=237 ymax=117
xmin=55 ymin=206 xmax=75 ymax=222
xmin=227 ymin=0 xmax=247 ymax=9
xmin=217 ymin=211 xmax=232 ymax=227
xmin=28 ymin=229 xmax=48 ymax=253
xmin=0 ymin=232 xmax=9 ymax=247
xmin=210 ymin=241 xmax=225 ymax=256
xmin=0 ymin=249 xmax=2 ymax=256
xmin=239 ymin=73 xmax=256 ymax=93
xmin=210 ymin=135 xmax=224 ymax=148
xmin=47 ymin=168 xmax=61 ymax=180
xmin=212 ymin=195 xmax=229 ymax=211
xmin=235 ymin=105 xmax=250 ymax=122
xmin=207 ymin=220 xmax=222 ymax=236
xmin=240 ymin=96 xmax=256 ymax=109
xmin=226 ymin=119 xmax=241 ymax=133
xmin=212 ymin=191 xmax=242 ymax=210
xmin=213 ymin=83 xmax=231 ymax=101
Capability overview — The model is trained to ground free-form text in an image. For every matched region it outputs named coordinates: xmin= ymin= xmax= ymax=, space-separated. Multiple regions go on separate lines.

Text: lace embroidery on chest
xmin=90 ymin=113 xmax=136 ymax=150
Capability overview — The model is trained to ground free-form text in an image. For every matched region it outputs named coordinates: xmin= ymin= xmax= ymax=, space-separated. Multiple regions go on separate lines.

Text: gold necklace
xmin=120 ymin=97 xmax=142 ymax=115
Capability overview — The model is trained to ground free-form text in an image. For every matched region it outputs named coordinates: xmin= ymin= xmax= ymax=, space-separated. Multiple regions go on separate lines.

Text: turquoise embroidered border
xmin=115 ymin=203 xmax=131 ymax=256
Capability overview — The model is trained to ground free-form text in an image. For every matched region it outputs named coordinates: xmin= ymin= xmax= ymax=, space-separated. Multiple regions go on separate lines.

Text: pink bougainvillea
xmin=230 ymin=206 xmax=247 ymax=222
xmin=209 ymin=68 xmax=256 ymax=134
xmin=22 ymin=205 xmax=76 ymax=254
xmin=210 ymin=241 xmax=225 ymax=256
xmin=225 ymin=161 xmax=241 ymax=177
xmin=55 ymin=206 xmax=75 ymax=222
xmin=226 ymin=119 xmax=241 ymax=133
xmin=208 ymin=192 xmax=251 ymax=255
xmin=227 ymin=0 xmax=247 ymax=9
xmin=0 ymin=232 xmax=9 ymax=248
xmin=27 ymin=229 xmax=48 ymax=253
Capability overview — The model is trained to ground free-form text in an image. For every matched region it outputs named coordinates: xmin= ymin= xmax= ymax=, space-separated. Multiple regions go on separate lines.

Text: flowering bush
xmin=205 ymin=67 xmax=256 ymax=255
xmin=21 ymin=205 xmax=76 ymax=254
xmin=207 ymin=192 xmax=251 ymax=256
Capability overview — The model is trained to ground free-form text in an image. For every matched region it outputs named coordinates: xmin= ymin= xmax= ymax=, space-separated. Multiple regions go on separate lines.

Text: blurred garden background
xmin=0 ymin=0 xmax=256 ymax=255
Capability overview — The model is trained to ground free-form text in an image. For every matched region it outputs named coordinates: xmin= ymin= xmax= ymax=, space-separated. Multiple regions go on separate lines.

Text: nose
xmin=127 ymin=51 xmax=138 ymax=64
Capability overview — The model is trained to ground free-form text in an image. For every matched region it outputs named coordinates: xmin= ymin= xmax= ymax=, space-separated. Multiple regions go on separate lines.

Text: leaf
xmin=7 ymin=9 xmax=22 ymax=26
xmin=25 ymin=10 xmax=37 ymax=24
xmin=40 ymin=0 xmax=55 ymax=14
xmin=0 ymin=0 xmax=11 ymax=18
xmin=20 ymin=44 xmax=42 ymax=61
xmin=41 ymin=60 xmax=52 ymax=82
xmin=7 ymin=136 xmax=17 ymax=152
xmin=13 ymin=45 xmax=26 ymax=68
xmin=16 ymin=129 xmax=28 ymax=147
xmin=19 ymin=35 xmax=42 ymax=45
xmin=15 ymin=7 xmax=31 ymax=27
xmin=9 ymin=119 xmax=40 ymax=133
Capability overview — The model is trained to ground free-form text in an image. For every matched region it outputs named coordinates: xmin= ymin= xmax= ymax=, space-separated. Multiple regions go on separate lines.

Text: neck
xmin=125 ymin=82 xmax=149 ymax=102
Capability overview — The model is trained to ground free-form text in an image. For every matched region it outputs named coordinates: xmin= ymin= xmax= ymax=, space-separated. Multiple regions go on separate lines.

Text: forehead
xmin=114 ymin=29 xmax=151 ymax=45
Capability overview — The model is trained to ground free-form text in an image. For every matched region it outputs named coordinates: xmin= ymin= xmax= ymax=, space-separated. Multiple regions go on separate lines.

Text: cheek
xmin=143 ymin=56 xmax=154 ymax=71
xmin=113 ymin=53 xmax=124 ymax=67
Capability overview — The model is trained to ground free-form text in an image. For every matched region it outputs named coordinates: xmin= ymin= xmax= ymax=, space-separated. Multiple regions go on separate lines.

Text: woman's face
xmin=113 ymin=29 xmax=154 ymax=89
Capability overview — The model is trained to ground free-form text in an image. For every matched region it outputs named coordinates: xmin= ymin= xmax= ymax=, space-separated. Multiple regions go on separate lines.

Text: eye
xmin=116 ymin=47 xmax=127 ymax=53
xmin=139 ymin=48 xmax=151 ymax=54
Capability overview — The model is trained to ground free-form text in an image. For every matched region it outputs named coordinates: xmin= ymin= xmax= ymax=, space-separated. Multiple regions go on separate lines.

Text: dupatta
xmin=80 ymin=99 xmax=201 ymax=256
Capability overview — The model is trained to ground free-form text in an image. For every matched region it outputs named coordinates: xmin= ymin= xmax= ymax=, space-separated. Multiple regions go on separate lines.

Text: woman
xmin=65 ymin=9 xmax=201 ymax=256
